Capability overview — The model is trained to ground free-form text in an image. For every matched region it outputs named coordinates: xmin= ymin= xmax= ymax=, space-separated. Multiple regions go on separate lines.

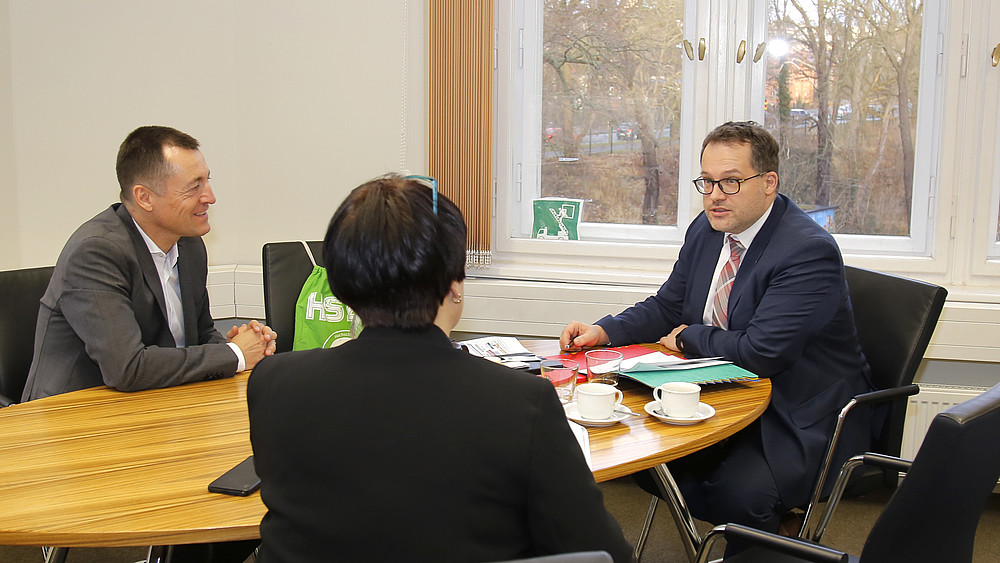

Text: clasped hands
xmin=559 ymin=321 xmax=688 ymax=354
xmin=226 ymin=319 xmax=278 ymax=369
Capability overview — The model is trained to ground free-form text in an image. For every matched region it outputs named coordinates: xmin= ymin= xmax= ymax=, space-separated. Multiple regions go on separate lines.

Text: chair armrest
xmin=860 ymin=452 xmax=912 ymax=474
xmin=801 ymin=383 xmax=920 ymax=538
xmin=852 ymin=384 xmax=920 ymax=406
xmin=809 ymin=452 xmax=914 ymax=542
xmin=694 ymin=524 xmax=847 ymax=563
xmin=487 ymin=551 xmax=613 ymax=562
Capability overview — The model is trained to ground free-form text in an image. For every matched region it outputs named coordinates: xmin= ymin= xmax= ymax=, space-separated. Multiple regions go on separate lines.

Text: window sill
xmin=210 ymin=264 xmax=1000 ymax=364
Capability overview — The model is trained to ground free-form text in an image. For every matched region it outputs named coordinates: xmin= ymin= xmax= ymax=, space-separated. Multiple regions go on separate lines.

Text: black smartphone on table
xmin=208 ymin=455 xmax=261 ymax=496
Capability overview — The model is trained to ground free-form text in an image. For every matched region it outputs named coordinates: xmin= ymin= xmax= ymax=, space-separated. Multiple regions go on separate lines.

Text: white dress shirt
xmin=701 ymin=202 xmax=775 ymax=326
xmin=133 ymin=221 xmax=245 ymax=370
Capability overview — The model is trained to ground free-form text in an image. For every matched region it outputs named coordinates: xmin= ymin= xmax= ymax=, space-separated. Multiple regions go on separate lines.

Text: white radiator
xmin=900 ymin=384 xmax=988 ymax=460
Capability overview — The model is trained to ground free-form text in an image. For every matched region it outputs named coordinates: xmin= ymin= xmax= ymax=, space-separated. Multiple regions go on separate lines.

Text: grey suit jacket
xmin=23 ymin=203 xmax=237 ymax=400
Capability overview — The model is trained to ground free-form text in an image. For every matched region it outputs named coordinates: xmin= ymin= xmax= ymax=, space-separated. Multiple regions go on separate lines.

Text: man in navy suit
xmin=561 ymin=121 xmax=873 ymax=535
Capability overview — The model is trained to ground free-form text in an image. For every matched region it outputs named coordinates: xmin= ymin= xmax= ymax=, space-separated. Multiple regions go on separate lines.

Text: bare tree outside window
xmin=766 ymin=0 xmax=923 ymax=236
xmin=541 ymin=0 xmax=684 ymax=226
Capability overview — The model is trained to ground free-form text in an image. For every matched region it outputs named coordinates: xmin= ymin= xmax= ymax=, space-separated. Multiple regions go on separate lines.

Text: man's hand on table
xmin=227 ymin=320 xmax=278 ymax=369
xmin=559 ymin=322 xmax=610 ymax=351
xmin=659 ymin=324 xmax=688 ymax=354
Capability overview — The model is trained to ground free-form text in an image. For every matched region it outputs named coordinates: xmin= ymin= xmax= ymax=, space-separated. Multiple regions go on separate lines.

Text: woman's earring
xmin=451 ymin=293 xmax=463 ymax=304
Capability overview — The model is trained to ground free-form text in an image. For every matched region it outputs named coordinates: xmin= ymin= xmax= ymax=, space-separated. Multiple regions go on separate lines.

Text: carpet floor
xmin=2 ymin=479 xmax=998 ymax=562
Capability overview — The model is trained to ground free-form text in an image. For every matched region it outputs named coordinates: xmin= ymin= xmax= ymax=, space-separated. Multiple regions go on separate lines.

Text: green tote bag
xmin=291 ymin=241 xmax=359 ymax=350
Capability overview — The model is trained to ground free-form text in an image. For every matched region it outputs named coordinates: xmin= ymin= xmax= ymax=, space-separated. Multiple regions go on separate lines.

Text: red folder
xmin=548 ymin=344 xmax=667 ymax=383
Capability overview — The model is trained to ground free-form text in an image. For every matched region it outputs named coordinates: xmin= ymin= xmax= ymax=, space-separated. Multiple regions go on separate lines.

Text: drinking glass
xmin=540 ymin=359 xmax=579 ymax=404
xmin=585 ymin=349 xmax=624 ymax=386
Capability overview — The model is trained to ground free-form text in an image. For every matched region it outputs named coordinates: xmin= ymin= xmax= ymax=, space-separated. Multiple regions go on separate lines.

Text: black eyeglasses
xmin=404 ymin=175 xmax=438 ymax=214
xmin=692 ymin=172 xmax=764 ymax=195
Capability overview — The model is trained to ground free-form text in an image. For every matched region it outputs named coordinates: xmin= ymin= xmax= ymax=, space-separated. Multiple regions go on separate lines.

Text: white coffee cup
xmin=654 ymin=382 xmax=701 ymax=418
xmin=576 ymin=382 xmax=624 ymax=420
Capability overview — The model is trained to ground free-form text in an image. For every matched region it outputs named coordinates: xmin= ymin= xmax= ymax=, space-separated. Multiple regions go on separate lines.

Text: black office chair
xmin=797 ymin=266 xmax=947 ymax=539
xmin=693 ymin=381 xmax=1000 ymax=563
xmin=0 ymin=267 xmax=156 ymax=563
xmin=0 ymin=265 xmax=54 ymax=406
xmin=633 ymin=266 xmax=947 ymax=558
xmin=262 ymin=241 xmax=323 ymax=354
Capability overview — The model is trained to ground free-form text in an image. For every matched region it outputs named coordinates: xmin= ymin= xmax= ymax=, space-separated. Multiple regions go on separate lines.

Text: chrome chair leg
xmin=633 ymin=496 xmax=658 ymax=561
xmin=146 ymin=545 xmax=169 ymax=563
xmin=43 ymin=547 xmax=68 ymax=563
xmin=651 ymin=463 xmax=703 ymax=563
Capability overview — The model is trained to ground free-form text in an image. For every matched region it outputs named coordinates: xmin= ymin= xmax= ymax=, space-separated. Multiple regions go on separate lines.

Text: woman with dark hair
xmin=247 ymin=175 xmax=631 ymax=562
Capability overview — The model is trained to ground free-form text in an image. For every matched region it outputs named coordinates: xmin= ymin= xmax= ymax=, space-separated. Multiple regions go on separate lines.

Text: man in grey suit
xmin=23 ymin=125 xmax=276 ymax=402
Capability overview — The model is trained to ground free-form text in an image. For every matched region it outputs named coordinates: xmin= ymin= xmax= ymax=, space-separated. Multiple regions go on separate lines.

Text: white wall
xmin=0 ymin=0 xmax=20 ymax=267
xmin=1 ymin=0 xmax=426 ymax=269
xmin=4 ymin=1 xmax=998 ymax=397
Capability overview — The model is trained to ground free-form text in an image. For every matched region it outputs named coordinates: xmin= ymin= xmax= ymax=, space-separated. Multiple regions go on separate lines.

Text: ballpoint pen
xmin=491 ymin=353 xmax=542 ymax=360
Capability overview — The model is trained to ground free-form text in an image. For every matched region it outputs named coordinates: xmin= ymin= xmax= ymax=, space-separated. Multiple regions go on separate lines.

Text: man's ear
xmin=764 ymin=171 xmax=779 ymax=195
xmin=131 ymin=184 xmax=155 ymax=212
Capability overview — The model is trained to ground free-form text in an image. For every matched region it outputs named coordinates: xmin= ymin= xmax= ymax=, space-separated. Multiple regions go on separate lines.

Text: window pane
xmin=540 ymin=0 xmax=684 ymax=229
xmin=765 ymin=0 xmax=922 ymax=236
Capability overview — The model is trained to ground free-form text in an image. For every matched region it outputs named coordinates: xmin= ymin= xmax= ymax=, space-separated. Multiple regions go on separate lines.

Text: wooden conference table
xmin=0 ymin=341 xmax=770 ymax=558
xmin=519 ymin=341 xmax=771 ymax=483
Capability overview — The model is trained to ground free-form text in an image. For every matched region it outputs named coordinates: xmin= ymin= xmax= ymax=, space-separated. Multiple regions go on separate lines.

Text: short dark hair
xmin=117 ymin=125 xmax=200 ymax=202
xmin=701 ymin=121 xmax=779 ymax=176
xmin=322 ymin=174 xmax=467 ymax=329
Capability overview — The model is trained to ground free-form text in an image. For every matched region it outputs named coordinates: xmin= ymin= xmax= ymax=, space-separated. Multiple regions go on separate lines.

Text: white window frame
xmin=505 ymin=1 xmax=689 ymax=246
xmin=970 ymin=0 xmax=1000 ymax=273
xmin=491 ymin=0 xmax=953 ymax=284
xmin=822 ymin=0 xmax=947 ymax=259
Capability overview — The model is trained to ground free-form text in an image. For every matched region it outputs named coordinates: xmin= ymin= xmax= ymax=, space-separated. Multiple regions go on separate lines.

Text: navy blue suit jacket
xmin=597 ymin=194 xmax=873 ymax=506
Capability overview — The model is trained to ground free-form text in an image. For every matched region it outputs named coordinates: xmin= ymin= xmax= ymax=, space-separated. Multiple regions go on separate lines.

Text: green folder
xmin=621 ymin=363 xmax=759 ymax=387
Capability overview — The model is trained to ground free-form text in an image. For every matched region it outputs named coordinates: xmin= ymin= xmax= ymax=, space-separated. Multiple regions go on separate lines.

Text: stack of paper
xmin=457 ymin=336 xmax=541 ymax=369
xmin=567 ymin=420 xmax=592 ymax=469
xmin=621 ymin=352 xmax=731 ymax=372
xmin=618 ymin=350 xmax=757 ymax=387
xmin=459 ymin=336 xmax=532 ymax=357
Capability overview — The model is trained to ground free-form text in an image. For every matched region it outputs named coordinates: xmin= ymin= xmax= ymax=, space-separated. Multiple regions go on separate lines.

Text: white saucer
xmin=644 ymin=401 xmax=716 ymax=425
xmin=564 ymin=402 xmax=630 ymax=427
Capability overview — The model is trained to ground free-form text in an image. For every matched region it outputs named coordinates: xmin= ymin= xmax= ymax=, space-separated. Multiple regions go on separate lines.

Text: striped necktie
xmin=711 ymin=235 xmax=745 ymax=329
